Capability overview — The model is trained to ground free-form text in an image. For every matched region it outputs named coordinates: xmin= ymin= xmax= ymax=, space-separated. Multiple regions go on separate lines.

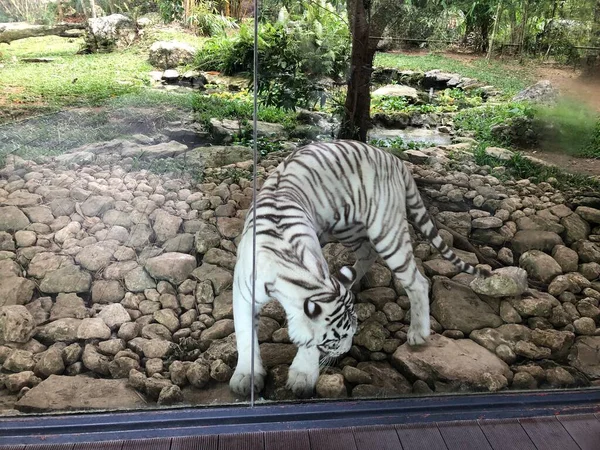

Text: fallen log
xmin=0 ymin=22 xmax=86 ymax=44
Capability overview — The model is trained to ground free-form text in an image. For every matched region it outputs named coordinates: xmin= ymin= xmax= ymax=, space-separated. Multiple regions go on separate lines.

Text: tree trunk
xmin=90 ymin=0 xmax=97 ymax=18
xmin=487 ymin=0 xmax=503 ymax=59
xmin=338 ymin=0 xmax=377 ymax=142
xmin=583 ymin=0 xmax=600 ymax=77
xmin=0 ymin=22 xmax=86 ymax=44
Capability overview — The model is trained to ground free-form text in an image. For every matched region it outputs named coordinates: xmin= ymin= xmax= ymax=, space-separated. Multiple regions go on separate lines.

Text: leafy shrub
xmin=187 ymin=1 xmax=238 ymax=36
xmin=196 ymin=0 xmax=350 ymax=109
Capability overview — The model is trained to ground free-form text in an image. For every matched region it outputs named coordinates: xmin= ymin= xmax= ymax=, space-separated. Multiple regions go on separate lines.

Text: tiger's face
xmin=303 ymin=266 xmax=358 ymax=358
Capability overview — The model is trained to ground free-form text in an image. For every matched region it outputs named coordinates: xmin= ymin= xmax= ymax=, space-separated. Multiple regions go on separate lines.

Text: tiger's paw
xmin=287 ymin=367 xmax=319 ymax=398
xmin=407 ymin=325 xmax=430 ymax=346
xmin=229 ymin=369 xmax=265 ymax=396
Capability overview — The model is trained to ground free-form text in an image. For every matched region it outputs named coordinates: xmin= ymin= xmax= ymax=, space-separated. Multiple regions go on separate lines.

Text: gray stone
xmin=50 ymin=293 xmax=89 ymax=321
xmin=152 ymin=210 xmax=182 ymax=243
xmin=82 ymin=344 xmax=110 ymax=375
xmin=91 ymin=280 xmax=125 ymax=303
xmin=124 ymin=267 xmax=156 ymax=292
xmin=519 ymin=250 xmax=562 ymax=283
xmin=392 ymin=335 xmax=511 ymax=389
xmin=0 ymin=206 xmax=30 ymax=231
xmin=470 ymin=267 xmax=528 ymax=298
xmin=0 ymin=305 xmax=35 ymax=343
xmin=81 ymin=196 xmax=115 ymax=217
xmin=561 ymin=214 xmax=590 ymax=245
xmin=3 ymin=349 xmax=35 ymax=372
xmin=0 ymin=276 xmax=36 ymax=306
xmin=15 ymin=375 xmax=146 ymax=412
xmin=552 ymin=245 xmax=579 ymax=272
xmin=98 ymin=303 xmax=131 ymax=329
xmin=149 ymin=40 xmax=197 ymax=69
xmin=569 ymin=336 xmax=600 ymax=379
xmin=77 ymin=318 xmax=112 ymax=340
xmin=145 ymin=252 xmax=196 ymax=285
xmin=512 ymin=230 xmax=563 ymax=254
xmin=192 ymin=264 xmax=233 ymax=295
xmin=39 ymin=265 xmax=91 ymax=294
xmin=316 ymin=374 xmax=347 ymax=398
xmin=4 ymin=371 xmax=41 ymax=393
xmin=572 ymin=240 xmax=600 ymax=264
xmin=36 ymin=318 xmax=82 ymax=344
xmin=34 ymin=346 xmax=65 ymax=378
xmin=575 ymin=206 xmax=600 ymax=224
xmin=431 ymin=278 xmax=502 ymax=333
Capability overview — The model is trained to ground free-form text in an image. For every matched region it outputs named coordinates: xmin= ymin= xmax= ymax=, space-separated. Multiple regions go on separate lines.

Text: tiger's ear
xmin=304 ymin=299 xmax=322 ymax=319
xmin=338 ymin=266 xmax=357 ymax=289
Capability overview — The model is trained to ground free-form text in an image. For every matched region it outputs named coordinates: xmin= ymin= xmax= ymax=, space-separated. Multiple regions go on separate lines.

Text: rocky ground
xmin=0 ymin=70 xmax=599 ymax=414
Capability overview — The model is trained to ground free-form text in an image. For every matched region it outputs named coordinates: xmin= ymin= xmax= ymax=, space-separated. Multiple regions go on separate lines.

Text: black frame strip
xmin=0 ymin=389 xmax=599 ymax=446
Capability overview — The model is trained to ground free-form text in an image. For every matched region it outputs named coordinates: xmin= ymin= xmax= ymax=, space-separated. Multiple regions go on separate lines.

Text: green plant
xmin=158 ymin=0 xmax=183 ymax=23
xmin=370 ymin=137 xmax=435 ymax=158
xmin=187 ymin=1 xmax=238 ymax=36
xmin=195 ymin=1 xmax=350 ymax=110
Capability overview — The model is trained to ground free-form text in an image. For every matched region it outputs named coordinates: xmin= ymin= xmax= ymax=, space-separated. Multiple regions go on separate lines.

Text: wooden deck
xmin=2 ymin=414 xmax=599 ymax=450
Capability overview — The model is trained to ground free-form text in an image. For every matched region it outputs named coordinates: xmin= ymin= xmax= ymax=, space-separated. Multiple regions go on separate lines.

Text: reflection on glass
xmin=0 ymin=0 xmax=598 ymax=416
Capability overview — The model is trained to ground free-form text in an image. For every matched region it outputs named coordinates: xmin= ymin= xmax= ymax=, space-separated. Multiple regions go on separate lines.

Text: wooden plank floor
xmin=2 ymin=414 xmax=599 ymax=450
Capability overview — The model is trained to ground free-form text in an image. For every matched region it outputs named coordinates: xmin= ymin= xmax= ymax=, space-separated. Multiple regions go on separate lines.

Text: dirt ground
xmin=441 ymin=51 xmax=600 ymax=177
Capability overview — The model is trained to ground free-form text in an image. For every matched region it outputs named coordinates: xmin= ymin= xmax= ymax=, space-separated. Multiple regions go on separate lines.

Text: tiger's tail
xmin=400 ymin=164 xmax=490 ymax=278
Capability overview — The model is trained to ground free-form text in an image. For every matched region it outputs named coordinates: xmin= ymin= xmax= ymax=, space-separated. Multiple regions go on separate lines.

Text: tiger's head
xmin=301 ymin=266 xmax=358 ymax=358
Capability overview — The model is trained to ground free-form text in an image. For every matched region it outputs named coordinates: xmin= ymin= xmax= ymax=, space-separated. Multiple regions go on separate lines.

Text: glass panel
xmin=0 ymin=0 xmax=598 ymax=417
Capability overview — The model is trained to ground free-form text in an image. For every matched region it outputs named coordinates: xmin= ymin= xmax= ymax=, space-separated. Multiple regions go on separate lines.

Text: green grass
xmin=374 ymin=52 xmax=535 ymax=96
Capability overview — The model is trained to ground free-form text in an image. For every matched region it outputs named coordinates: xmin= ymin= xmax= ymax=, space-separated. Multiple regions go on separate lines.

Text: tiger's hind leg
xmin=368 ymin=222 xmax=431 ymax=345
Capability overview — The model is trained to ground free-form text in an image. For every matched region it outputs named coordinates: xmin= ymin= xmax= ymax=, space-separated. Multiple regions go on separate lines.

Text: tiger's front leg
xmin=287 ymin=345 xmax=320 ymax=398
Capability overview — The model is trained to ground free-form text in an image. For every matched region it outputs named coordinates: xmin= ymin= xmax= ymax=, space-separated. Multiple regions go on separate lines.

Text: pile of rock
xmin=0 ymin=127 xmax=598 ymax=413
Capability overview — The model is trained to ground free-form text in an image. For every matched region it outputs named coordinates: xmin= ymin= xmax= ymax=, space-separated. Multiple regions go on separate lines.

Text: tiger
xmin=229 ymin=140 xmax=487 ymax=398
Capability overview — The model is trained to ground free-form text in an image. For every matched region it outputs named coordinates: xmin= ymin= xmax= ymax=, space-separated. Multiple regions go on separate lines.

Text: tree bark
xmin=338 ymin=0 xmax=376 ymax=142
xmin=0 ymin=22 xmax=86 ymax=44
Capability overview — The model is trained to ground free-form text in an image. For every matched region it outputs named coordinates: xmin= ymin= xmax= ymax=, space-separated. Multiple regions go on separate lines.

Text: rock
xmin=34 ymin=346 xmax=65 ymax=378
xmin=28 ymin=252 xmax=73 ymax=279
xmin=109 ymin=356 xmax=141 ymax=379
xmin=85 ymin=14 xmax=138 ymax=53
xmin=192 ymin=145 xmax=253 ymax=169
xmin=512 ymin=80 xmax=558 ymax=103
xmin=372 ymin=84 xmax=418 ymax=99
xmin=36 ymin=318 xmax=82 ymax=344
xmin=3 ymin=349 xmax=35 ymax=372
xmin=392 ymin=335 xmax=511 ymax=390
xmin=260 ymin=343 xmax=297 ymax=368
xmin=4 ymin=371 xmax=41 ymax=393
xmin=0 ymin=305 xmax=35 ymax=343
xmin=145 ymin=252 xmax=196 ymax=285
xmin=569 ymin=336 xmax=600 ymax=379
xmin=0 ymin=206 xmax=30 ymax=231
xmin=91 ymin=280 xmax=125 ymax=303
xmin=154 ymin=309 xmax=179 ymax=333
xmin=472 ymin=217 xmax=503 ymax=229
xmin=152 ymin=210 xmax=182 ymax=243
xmin=573 ymin=317 xmax=596 ymax=335
xmin=142 ymin=339 xmax=173 ymax=358
xmin=0 ymin=276 xmax=36 ymax=306
xmin=470 ymin=267 xmax=528 ymax=297
xmin=82 ymin=344 xmax=111 ymax=375
xmin=423 ymin=259 xmax=459 ymax=277
xmin=50 ymin=293 xmax=89 ymax=320
xmin=216 ymin=217 xmax=244 ymax=239
xmin=514 ymin=341 xmax=551 ymax=359
xmin=77 ymin=318 xmax=112 ymax=340
xmin=201 ymin=319 xmax=235 ymax=341
xmin=575 ymin=206 xmax=600 ymax=224
xmin=210 ymin=359 xmax=233 ymax=382
xmin=531 ymin=328 xmax=575 ymax=358
xmin=158 ymin=385 xmax=183 ymax=405
xmin=75 ymin=243 xmax=115 ymax=271
xmin=15 ymin=375 xmax=146 ymax=412
xmin=512 ymin=230 xmax=563 ymax=254
xmin=511 ymin=291 xmax=557 ymax=318
xmin=572 ymin=240 xmax=600 ymax=264
xmin=354 ymin=321 xmax=388 ymax=352
xmin=552 ymin=245 xmax=579 ymax=272
xmin=519 ymin=250 xmax=562 ymax=283
xmin=39 ymin=265 xmax=92 ymax=294
xmin=545 ymin=367 xmax=575 ymax=387
xmin=194 ymin=222 xmax=221 ymax=254
xmin=485 ymin=147 xmax=513 ymax=161
xmin=355 ymin=361 xmax=412 ymax=394
xmin=192 ymin=264 xmax=233 ymax=295
xmin=148 ymin=40 xmax=196 ymax=69
xmin=578 ymin=263 xmax=600 ymax=280
xmin=561 ymin=214 xmax=590 ymax=245
xmin=315 ymin=374 xmax=347 ymax=398
xmin=98 ymin=303 xmax=131 ymax=330
xmin=512 ymin=372 xmax=537 ymax=389
xmin=500 ymin=301 xmax=522 ymax=323
xmin=124 ymin=266 xmax=156 ymax=292
xmin=431 ymin=278 xmax=502 ymax=333
xmin=469 ymin=324 xmax=532 ymax=352
xmin=187 ymin=361 xmax=211 ymax=388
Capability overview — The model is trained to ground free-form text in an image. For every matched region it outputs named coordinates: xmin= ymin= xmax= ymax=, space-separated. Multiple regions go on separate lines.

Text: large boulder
xmin=512 ymin=80 xmax=558 ymax=104
xmin=85 ymin=14 xmax=138 ymax=53
xmin=431 ymin=278 xmax=503 ymax=334
xmin=148 ymin=40 xmax=197 ymax=69
xmin=392 ymin=335 xmax=512 ymax=390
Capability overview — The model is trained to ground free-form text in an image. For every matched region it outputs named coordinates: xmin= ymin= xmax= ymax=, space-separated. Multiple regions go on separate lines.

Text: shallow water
xmin=368 ymin=127 xmax=452 ymax=146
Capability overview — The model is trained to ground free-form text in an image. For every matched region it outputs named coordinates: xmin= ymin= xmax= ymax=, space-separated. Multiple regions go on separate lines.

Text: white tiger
xmin=229 ymin=140 xmax=487 ymax=397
